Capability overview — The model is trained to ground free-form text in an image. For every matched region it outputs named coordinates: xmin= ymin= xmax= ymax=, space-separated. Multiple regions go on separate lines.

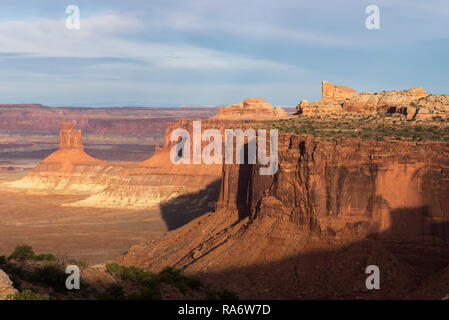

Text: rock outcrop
xmin=0 ymin=269 xmax=17 ymax=300
xmin=214 ymin=98 xmax=287 ymax=120
xmin=322 ymin=80 xmax=358 ymax=103
xmin=59 ymin=120 xmax=83 ymax=150
xmin=118 ymin=133 xmax=449 ymax=299
xmin=343 ymin=87 xmax=428 ymax=113
xmin=296 ymin=81 xmax=438 ymax=116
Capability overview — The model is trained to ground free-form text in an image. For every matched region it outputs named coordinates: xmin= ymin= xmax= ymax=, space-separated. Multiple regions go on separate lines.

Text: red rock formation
xmin=214 ymin=98 xmax=287 ymax=120
xmin=297 ymin=81 xmax=434 ymax=115
xmin=343 ymin=87 xmax=428 ymax=113
xmin=322 ymin=80 xmax=358 ymax=103
xmin=118 ymin=133 xmax=449 ymax=299
xmin=59 ymin=120 xmax=83 ymax=150
xmin=8 ymin=119 xmax=224 ymax=208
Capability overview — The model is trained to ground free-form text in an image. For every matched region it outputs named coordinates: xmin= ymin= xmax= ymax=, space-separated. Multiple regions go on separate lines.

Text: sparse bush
xmin=99 ymin=283 xmax=125 ymax=300
xmin=77 ymin=260 xmax=88 ymax=269
xmin=8 ymin=245 xmax=56 ymax=261
xmin=157 ymin=266 xmax=202 ymax=293
xmin=35 ymin=253 xmax=56 ymax=262
xmin=27 ymin=263 xmax=67 ymax=292
xmin=9 ymin=245 xmax=35 ymax=260
xmin=206 ymin=289 xmax=239 ymax=300
xmin=105 ymin=263 xmax=203 ymax=298
xmin=128 ymin=285 xmax=162 ymax=300
xmin=7 ymin=289 xmax=50 ymax=300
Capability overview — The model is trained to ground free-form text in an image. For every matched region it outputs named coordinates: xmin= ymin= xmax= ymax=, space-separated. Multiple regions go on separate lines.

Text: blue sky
xmin=0 ymin=0 xmax=448 ymax=107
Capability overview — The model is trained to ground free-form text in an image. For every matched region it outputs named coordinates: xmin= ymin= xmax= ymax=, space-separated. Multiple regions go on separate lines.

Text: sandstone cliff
xmin=118 ymin=133 xmax=449 ymax=299
xmin=213 ymin=98 xmax=287 ymax=120
xmin=296 ymin=81 xmax=448 ymax=118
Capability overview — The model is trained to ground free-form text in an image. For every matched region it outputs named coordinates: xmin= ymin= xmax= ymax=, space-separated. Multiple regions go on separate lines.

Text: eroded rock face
xmin=214 ymin=98 xmax=287 ymax=120
xmin=59 ymin=120 xmax=83 ymax=150
xmin=322 ymin=80 xmax=358 ymax=103
xmin=0 ymin=269 xmax=17 ymax=300
xmin=118 ymin=134 xmax=449 ymax=299
xmin=297 ymin=81 xmax=433 ymax=115
xmin=343 ymin=87 xmax=429 ymax=112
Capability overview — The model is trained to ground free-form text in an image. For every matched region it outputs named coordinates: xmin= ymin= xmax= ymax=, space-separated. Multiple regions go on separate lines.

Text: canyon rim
xmin=1 ymin=82 xmax=449 ymax=300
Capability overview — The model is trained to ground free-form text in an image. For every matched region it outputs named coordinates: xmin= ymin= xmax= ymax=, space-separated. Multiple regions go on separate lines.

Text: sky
xmin=0 ymin=0 xmax=448 ymax=107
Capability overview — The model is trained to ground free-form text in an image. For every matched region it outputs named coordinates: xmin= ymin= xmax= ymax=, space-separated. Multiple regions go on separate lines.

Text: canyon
xmin=118 ymin=134 xmax=449 ymax=299
xmin=1 ymin=86 xmax=449 ymax=299
xmin=116 ymin=84 xmax=449 ymax=299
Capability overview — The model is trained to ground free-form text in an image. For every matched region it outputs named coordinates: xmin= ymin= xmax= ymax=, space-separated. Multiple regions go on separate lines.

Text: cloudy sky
xmin=0 ymin=0 xmax=448 ymax=107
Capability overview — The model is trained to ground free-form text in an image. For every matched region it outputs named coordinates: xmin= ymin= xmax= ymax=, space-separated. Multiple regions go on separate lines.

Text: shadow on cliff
xmin=185 ymin=206 xmax=449 ymax=299
xmin=159 ymin=179 xmax=222 ymax=231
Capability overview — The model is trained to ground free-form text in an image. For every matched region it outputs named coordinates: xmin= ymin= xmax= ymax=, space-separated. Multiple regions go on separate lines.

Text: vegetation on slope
xmin=1 ymin=245 xmax=237 ymax=300
xmin=257 ymin=113 xmax=449 ymax=142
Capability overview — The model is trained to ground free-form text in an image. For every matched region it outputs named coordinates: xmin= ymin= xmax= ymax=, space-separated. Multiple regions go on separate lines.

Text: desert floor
xmin=0 ymin=149 xmax=168 ymax=265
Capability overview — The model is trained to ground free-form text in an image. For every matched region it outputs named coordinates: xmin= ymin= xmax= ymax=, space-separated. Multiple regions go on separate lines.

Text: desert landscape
xmin=1 ymin=81 xmax=449 ymax=300
xmin=1 ymin=1 xmax=449 ymax=306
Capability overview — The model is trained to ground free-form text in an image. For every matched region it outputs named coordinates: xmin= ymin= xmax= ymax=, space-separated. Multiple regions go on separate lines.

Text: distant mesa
xmin=213 ymin=97 xmax=288 ymax=120
xmin=296 ymin=81 xmax=444 ymax=119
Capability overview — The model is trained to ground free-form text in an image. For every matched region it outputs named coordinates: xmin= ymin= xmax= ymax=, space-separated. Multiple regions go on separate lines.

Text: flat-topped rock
xmin=214 ymin=97 xmax=288 ymax=120
xmin=297 ymin=81 xmax=431 ymax=114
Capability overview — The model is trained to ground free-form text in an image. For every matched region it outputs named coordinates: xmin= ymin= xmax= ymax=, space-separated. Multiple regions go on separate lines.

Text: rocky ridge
xmin=213 ymin=98 xmax=287 ymax=120
xmin=297 ymin=81 xmax=449 ymax=119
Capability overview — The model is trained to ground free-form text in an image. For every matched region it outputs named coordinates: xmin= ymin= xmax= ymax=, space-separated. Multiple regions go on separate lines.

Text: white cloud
xmin=0 ymin=13 xmax=300 ymax=71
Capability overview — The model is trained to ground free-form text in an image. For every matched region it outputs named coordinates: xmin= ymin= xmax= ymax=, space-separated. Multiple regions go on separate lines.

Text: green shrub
xmin=99 ymin=283 xmax=125 ymax=300
xmin=128 ymin=285 xmax=162 ymax=300
xmin=206 ymin=289 xmax=239 ymax=300
xmin=0 ymin=255 xmax=6 ymax=265
xmin=8 ymin=245 xmax=56 ymax=261
xmin=9 ymin=245 xmax=35 ymax=260
xmin=27 ymin=264 xmax=67 ymax=292
xmin=157 ymin=266 xmax=202 ymax=293
xmin=77 ymin=260 xmax=88 ymax=269
xmin=7 ymin=289 xmax=49 ymax=300
xmin=35 ymin=253 xmax=56 ymax=262
xmin=105 ymin=264 xmax=203 ymax=298
xmin=105 ymin=263 xmax=158 ymax=284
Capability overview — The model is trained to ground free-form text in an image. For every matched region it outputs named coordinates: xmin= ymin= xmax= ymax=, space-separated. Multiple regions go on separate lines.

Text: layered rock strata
xmin=6 ymin=98 xmax=288 ymax=209
xmin=6 ymin=120 xmax=222 ymax=208
xmin=119 ymin=133 xmax=449 ymax=299
xmin=214 ymin=98 xmax=287 ymax=120
xmin=297 ymin=81 xmax=449 ymax=119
